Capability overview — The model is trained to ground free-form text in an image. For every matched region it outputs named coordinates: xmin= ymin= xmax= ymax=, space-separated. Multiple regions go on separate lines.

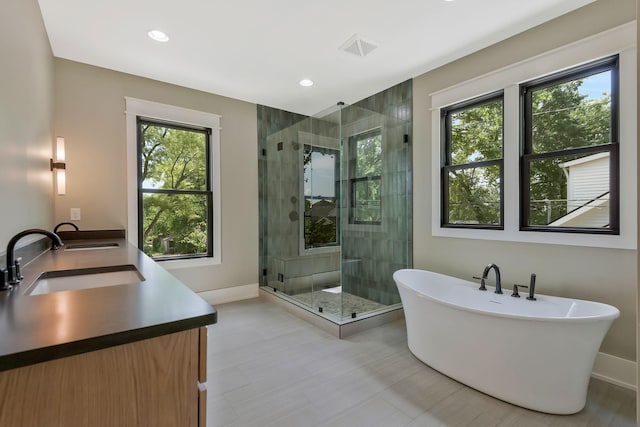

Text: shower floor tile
xmin=291 ymin=287 xmax=387 ymax=318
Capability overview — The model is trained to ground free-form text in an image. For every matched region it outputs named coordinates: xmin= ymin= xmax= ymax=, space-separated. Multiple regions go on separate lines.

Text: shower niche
xmin=258 ymin=81 xmax=412 ymax=326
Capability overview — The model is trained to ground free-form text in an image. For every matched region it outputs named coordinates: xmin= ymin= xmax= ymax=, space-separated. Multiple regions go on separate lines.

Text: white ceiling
xmin=38 ymin=0 xmax=595 ymax=116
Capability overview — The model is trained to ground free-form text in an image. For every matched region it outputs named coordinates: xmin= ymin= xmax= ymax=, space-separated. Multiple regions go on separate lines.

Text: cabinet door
xmin=0 ymin=330 xmax=200 ymax=426
xmin=199 ymin=382 xmax=208 ymax=426
xmin=199 ymin=326 xmax=207 ymax=382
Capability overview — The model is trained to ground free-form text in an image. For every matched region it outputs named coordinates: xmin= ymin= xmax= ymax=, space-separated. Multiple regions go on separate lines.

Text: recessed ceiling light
xmin=148 ymin=30 xmax=170 ymax=42
xmin=299 ymin=79 xmax=314 ymax=87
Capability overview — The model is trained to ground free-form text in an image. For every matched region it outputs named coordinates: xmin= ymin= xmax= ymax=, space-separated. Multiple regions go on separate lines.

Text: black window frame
xmin=441 ymin=91 xmax=505 ymax=229
xmin=137 ymin=117 xmax=214 ymax=260
xmin=348 ymin=128 xmax=383 ymax=225
xmin=520 ymin=55 xmax=619 ymax=234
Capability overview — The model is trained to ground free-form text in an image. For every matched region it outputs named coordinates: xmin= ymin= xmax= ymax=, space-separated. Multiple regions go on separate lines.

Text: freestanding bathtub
xmin=393 ymin=269 xmax=620 ymax=414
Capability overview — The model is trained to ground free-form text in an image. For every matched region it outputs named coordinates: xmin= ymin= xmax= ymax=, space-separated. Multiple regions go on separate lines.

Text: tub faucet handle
xmin=14 ymin=257 xmax=23 ymax=282
xmin=8 ymin=257 xmax=24 ymax=285
xmin=472 ymin=276 xmax=487 ymax=291
xmin=511 ymin=284 xmax=528 ymax=298
xmin=0 ymin=269 xmax=11 ymax=291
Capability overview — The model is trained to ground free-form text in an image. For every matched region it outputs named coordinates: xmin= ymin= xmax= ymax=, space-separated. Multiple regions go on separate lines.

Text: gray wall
xmin=413 ymin=0 xmax=636 ymax=361
xmin=0 ymin=0 xmax=55 ymax=249
xmin=53 ymin=59 xmax=259 ymax=293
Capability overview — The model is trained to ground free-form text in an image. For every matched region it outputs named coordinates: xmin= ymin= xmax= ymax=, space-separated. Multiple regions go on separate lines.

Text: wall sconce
xmin=50 ymin=137 xmax=66 ymax=195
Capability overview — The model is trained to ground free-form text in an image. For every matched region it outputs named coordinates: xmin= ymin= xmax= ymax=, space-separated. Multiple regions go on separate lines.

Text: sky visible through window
xmin=578 ymin=70 xmax=610 ymax=100
xmin=304 ymin=150 xmax=336 ymax=199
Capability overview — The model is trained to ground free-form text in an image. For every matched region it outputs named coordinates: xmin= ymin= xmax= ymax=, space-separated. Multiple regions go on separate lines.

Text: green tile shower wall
xmin=258 ymin=80 xmax=413 ymax=309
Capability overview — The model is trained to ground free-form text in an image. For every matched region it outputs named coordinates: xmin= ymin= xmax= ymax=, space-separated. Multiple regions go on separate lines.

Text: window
xmin=125 ymin=97 xmax=221 ymax=266
xmin=430 ymin=24 xmax=635 ymax=249
xmin=349 ymin=128 xmax=382 ymax=225
xmin=521 ymin=56 xmax=619 ymax=234
xmin=137 ymin=119 xmax=213 ymax=259
xmin=302 ymin=144 xmax=340 ymax=249
xmin=441 ymin=93 xmax=504 ymax=228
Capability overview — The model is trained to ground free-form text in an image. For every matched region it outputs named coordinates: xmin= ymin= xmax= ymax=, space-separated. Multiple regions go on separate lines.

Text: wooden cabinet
xmin=0 ymin=328 xmax=208 ymax=426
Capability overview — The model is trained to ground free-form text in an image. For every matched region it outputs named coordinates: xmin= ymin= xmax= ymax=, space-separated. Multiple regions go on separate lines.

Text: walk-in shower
xmin=258 ymin=80 xmax=412 ymax=324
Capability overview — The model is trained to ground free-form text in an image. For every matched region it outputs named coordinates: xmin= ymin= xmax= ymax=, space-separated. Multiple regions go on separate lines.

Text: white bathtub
xmin=393 ymin=269 xmax=620 ymax=414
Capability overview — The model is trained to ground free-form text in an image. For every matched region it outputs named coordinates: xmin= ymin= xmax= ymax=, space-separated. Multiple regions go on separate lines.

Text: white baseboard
xmin=591 ymin=352 xmax=636 ymax=391
xmin=197 ymin=283 xmax=259 ymax=305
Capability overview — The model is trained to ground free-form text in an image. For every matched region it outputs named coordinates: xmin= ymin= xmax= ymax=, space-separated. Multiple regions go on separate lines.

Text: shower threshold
xmin=259 ymin=286 xmax=404 ymax=338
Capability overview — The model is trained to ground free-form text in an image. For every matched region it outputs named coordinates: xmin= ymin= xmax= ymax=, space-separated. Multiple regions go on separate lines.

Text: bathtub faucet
xmin=474 ymin=264 xmax=502 ymax=294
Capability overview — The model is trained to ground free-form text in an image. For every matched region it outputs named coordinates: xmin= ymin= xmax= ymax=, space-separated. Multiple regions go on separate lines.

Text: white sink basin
xmin=27 ymin=265 xmax=145 ymax=295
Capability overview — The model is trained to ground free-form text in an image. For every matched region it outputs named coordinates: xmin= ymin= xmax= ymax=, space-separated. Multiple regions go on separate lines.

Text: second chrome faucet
xmin=474 ymin=263 xmax=502 ymax=294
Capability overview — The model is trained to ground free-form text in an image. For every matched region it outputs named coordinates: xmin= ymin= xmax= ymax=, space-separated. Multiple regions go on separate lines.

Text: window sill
xmin=442 ymin=224 xmax=504 ymax=231
xmin=300 ymin=246 xmax=340 ymax=256
xmin=432 ymin=226 xmax=635 ymax=250
xmin=155 ymin=255 xmax=221 ymax=270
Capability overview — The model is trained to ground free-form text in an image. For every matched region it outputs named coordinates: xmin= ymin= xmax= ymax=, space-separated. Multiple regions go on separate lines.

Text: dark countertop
xmin=0 ymin=235 xmax=217 ymax=371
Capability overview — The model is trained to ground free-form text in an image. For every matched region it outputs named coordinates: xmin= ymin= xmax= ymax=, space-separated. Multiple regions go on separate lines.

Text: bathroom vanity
xmin=0 ymin=232 xmax=216 ymax=426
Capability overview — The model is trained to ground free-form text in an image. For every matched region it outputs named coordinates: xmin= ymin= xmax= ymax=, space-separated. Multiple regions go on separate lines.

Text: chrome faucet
xmin=52 ymin=222 xmax=79 ymax=249
xmin=51 ymin=222 xmax=80 ymax=251
xmin=53 ymin=222 xmax=79 ymax=234
xmin=4 ymin=229 xmax=63 ymax=287
xmin=476 ymin=263 xmax=502 ymax=294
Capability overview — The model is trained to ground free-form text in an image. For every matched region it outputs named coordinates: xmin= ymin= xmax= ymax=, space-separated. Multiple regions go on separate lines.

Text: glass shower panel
xmin=303 ymin=106 xmax=343 ymax=319
xmin=339 ymin=90 xmax=412 ymax=316
xmin=258 ymin=105 xmax=344 ymax=320
xmin=258 ymin=79 xmax=412 ymax=324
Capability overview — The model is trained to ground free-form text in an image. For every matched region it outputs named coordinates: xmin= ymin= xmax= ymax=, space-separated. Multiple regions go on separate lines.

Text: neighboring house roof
xmin=549 ymin=192 xmax=609 ymax=227
xmin=550 ymin=151 xmax=610 ymax=227
xmin=558 ymin=151 xmax=609 ymax=168
xmin=309 ymin=199 xmax=337 ymax=220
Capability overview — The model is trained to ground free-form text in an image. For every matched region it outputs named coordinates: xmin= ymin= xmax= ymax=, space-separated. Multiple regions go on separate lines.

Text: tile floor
xmin=206 ymin=298 xmax=636 ymax=427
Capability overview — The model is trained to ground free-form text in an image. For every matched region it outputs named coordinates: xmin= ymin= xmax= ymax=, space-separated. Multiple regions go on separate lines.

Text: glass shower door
xmin=258 ymin=78 xmax=412 ymax=324
xmin=338 ymin=87 xmax=412 ymax=319
xmin=302 ymin=106 xmax=343 ymax=319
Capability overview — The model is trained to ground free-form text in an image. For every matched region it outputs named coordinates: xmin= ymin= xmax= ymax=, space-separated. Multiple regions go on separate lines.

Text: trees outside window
xmin=349 ymin=129 xmax=382 ymax=225
xmin=439 ymin=56 xmax=618 ymax=235
xmin=441 ymin=93 xmax=504 ymax=228
xmin=521 ymin=56 xmax=619 ymax=233
xmin=137 ymin=119 xmax=213 ymax=259
xmin=432 ymin=27 xmax=633 ymax=248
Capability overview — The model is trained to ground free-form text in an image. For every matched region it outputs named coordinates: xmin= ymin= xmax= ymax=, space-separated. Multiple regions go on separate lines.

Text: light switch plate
xmin=70 ymin=208 xmax=81 ymax=221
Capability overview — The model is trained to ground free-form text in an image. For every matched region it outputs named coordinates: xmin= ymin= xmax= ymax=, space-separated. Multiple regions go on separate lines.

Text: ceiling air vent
xmin=340 ymin=34 xmax=377 ymax=57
